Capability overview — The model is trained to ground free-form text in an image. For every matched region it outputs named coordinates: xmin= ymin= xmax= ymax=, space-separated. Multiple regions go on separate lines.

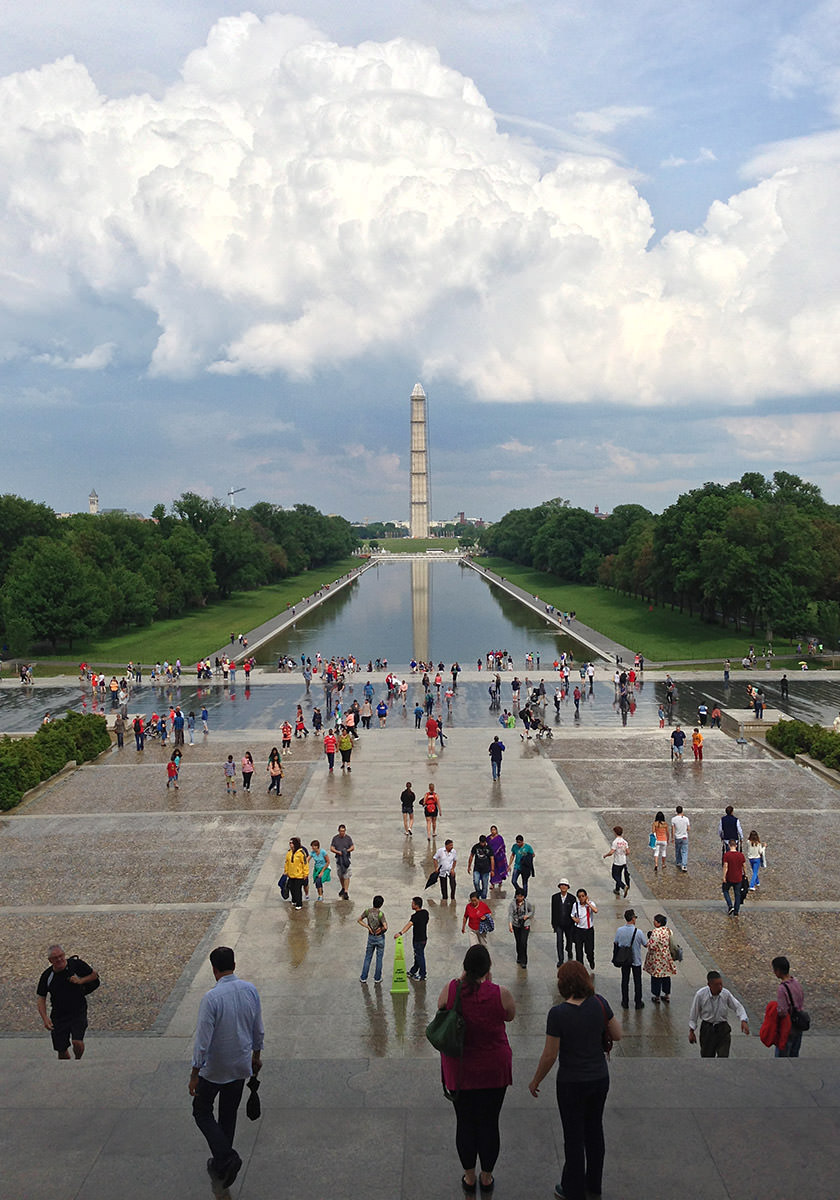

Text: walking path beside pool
xmin=3 ymin=699 xmax=840 ymax=1199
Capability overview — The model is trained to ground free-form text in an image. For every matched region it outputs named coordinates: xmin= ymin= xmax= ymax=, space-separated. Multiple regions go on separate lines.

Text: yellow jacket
xmin=284 ymin=848 xmax=309 ymax=879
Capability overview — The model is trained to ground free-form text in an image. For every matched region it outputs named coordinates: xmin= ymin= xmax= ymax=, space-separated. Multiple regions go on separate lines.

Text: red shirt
xmin=463 ymin=900 xmax=491 ymax=931
xmin=323 ymin=733 xmax=337 ymax=753
xmin=426 ymin=717 xmax=438 ymax=737
xmin=723 ymin=850 xmax=746 ymax=883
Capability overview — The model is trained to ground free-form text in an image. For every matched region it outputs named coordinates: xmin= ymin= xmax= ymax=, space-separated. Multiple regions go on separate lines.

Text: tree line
xmin=0 ymin=493 xmax=357 ymax=652
xmin=477 ymin=472 xmax=840 ymax=640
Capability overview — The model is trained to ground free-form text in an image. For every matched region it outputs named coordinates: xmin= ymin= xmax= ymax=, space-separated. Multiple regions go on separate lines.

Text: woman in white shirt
xmin=745 ymin=830 xmax=766 ymax=890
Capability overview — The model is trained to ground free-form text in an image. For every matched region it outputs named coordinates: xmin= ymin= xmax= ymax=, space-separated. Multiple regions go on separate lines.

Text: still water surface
xmin=255 ymin=559 xmax=592 ymax=667
xmin=1 ymin=563 xmax=838 ymax=731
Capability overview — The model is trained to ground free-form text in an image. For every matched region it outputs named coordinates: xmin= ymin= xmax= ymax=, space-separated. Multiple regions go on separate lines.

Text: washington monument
xmin=409 ymin=382 xmax=430 ymax=538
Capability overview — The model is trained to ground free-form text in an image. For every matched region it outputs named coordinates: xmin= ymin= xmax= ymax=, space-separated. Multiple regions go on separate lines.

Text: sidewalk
xmin=3 ymin=719 xmax=839 ymax=1199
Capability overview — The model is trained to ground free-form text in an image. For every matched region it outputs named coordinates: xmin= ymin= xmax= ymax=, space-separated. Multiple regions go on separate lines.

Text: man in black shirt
xmin=468 ymin=835 xmax=495 ymax=899
xmin=396 ymin=897 xmax=429 ymax=980
xmin=36 ymin=944 xmax=99 ymax=1059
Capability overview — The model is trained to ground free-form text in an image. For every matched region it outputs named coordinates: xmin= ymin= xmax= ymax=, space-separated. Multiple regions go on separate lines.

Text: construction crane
xmin=227 ymin=486 xmax=245 ymax=512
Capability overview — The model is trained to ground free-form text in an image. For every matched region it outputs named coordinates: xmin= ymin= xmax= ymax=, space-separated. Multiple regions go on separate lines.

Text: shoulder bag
xmin=782 ymin=982 xmax=811 ymax=1032
xmin=612 ymin=928 xmax=636 ymax=967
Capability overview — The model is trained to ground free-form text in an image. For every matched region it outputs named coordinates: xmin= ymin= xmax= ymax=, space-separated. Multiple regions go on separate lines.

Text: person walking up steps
xmin=223 ymin=756 xmax=237 ymax=795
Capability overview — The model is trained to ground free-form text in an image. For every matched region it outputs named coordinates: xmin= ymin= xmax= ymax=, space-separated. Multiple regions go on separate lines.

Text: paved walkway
xmin=4 ymin=699 xmax=840 ymax=1199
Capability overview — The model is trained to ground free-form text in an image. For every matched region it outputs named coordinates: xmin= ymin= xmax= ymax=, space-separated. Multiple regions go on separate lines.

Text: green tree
xmin=1 ymin=538 xmax=107 ymax=650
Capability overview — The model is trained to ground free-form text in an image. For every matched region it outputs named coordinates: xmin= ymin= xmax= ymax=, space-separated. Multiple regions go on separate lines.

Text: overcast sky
xmin=2 ymin=1 xmax=839 ymax=523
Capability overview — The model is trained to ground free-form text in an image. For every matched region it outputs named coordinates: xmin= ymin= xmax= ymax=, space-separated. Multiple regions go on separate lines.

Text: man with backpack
xmin=36 ymin=944 xmax=99 ymax=1059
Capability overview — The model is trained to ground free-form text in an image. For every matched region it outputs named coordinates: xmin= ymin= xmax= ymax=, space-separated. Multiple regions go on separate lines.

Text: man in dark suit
xmin=551 ymin=879 xmax=575 ymax=966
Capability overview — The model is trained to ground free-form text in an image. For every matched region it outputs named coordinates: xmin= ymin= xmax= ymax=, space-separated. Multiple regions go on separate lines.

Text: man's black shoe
xmin=222 ymin=1152 xmax=243 ymax=1188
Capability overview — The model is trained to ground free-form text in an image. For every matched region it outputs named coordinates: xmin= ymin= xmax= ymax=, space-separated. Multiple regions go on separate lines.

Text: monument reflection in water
xmin=257 ymin=559 xmax=591 ymax=667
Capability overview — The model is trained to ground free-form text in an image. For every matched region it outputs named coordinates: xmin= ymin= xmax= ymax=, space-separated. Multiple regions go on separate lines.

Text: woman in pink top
xmin=437 ymin=946 xmax=515 ymax=1194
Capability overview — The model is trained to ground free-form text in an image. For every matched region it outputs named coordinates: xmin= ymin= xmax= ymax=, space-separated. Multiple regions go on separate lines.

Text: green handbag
xmin=426 ymin=981 xmax=465 ymax=1056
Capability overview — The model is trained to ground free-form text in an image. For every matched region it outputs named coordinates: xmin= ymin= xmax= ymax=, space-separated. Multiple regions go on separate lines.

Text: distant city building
xmin=593 ymin=505 xmax=609 ymax=519
xmin=89 ymin=488 xmax=99 ymax=515
xmin=409 ymin=382 xmax=430 ymax=537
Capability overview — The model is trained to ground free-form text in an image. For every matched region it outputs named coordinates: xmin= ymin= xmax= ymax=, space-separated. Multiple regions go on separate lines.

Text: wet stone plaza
xmin=3 ymin=662 xmax=840 ymax=1199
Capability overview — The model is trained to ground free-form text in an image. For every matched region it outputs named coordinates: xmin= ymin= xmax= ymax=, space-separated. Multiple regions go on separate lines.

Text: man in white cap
xmin=550 ymin=879 xmax=575 ymax=966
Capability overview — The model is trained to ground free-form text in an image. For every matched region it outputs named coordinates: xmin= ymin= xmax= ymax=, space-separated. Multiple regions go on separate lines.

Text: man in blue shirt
xmin=508 ymin=835 xmax=535 ymax=897
xmin=190 ymin=947 xmax=263 ymax=1195
xmin=613 ymin=909 xmax=648 ymax=1010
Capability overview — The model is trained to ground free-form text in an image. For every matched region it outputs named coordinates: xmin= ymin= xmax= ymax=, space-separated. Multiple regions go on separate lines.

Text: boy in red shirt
xmin=722 ymin=840 xmax=746 ymax=915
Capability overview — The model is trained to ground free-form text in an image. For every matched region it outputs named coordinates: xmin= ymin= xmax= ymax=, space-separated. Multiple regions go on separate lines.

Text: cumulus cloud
xmin=572 ymin=105 xmax=652 ymax=135
xmin=34 ymin=342 xmax=116 ymax=370
xmin=498 ymin=439 xmax=534 ymax=454
xmin=0 ymin=12 xmax=839 ymax=412
xmin=661 ymin=147 xmax=717 ymax=168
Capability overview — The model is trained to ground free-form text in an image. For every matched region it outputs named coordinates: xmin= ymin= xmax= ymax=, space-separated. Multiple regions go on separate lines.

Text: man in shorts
xmin=36 ymin=944 xmax=99 ymax=1059
xmin=670 ymin=725 xmax=686 ymax=761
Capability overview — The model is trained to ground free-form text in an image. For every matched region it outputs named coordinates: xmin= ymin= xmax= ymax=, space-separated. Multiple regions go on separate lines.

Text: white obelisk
xmin=409 ymin=382 xmax=430 ymax=538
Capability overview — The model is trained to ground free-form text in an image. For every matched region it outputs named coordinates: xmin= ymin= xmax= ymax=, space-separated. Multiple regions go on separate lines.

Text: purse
xmin=596 ymin=995 xmax=613 ymax=1057
xmin=648 ymin=832 xmax=657 ymax=848
xmin=479 ymin=913 xmax=495 ymax=934
xmin=426 ymin=981 xmax=465 ymax=1056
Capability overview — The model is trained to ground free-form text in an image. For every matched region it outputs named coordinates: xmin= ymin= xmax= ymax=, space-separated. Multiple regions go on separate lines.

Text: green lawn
xmin=479 ymin=557 xmax=802 ymax=665
xmin=22 ymin=558 xmax=360 ymax=672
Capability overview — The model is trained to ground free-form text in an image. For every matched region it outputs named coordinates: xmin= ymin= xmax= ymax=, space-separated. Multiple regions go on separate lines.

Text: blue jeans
xmin=512 ymin=869 xmax=531 ymax=897
xmin=409 ymin=941 xmax=427 ymax=978
xmin=192 ymin=1075 xmax=245 ymax=1177
xmin=722 ymin=881 xmax=742 ymax=914
xmin=674 ymin=838 xmax=688 ymax=869
xmin=775 ymin=1029 xmax=802 ymax=1057
xmin=361 ymin=934 xmax=385 ymax=982
xmin=473 ymin=870 xmax=490 ymax=899
xmin=749 ymin=858 xmax=761 ymax=887
xmin=491 ymin=758 xmax=501 ymax=779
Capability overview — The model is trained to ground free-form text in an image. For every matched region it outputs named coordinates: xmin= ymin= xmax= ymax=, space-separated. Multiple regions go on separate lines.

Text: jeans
xmin=410 ymin=941 xmax=427 ymax=978
xmin=749 ymin=858 xmax=761 ymax=887
xmin=611 ymin=863 xmax=629 ymax=892
xmin=511 ymin=869 xmax=531 ymax=897
xmin=360 ymin=933 xmax=385 ymax=982
xmin=674 ymin=838 xmax=688 ymax=869
xmin=556 ymin=1075 xmax=609 ymax=1200
xmin=775 ymin=1028 xmax=802 ymax=1057
xmin=491 ymin=758 xmax=502 ymax=780
xmin=620 ymin=963 xmax=642 ymax=1007
xmin=722 ymin=881 xmax=743 ymax=914
xmin=513 ymin=924 xmax=530 ymax=966
xmin=192 ymin=1075 xmax=245 ymax=1177
xmin=473 ymin=870 xmax=490 ymax=899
